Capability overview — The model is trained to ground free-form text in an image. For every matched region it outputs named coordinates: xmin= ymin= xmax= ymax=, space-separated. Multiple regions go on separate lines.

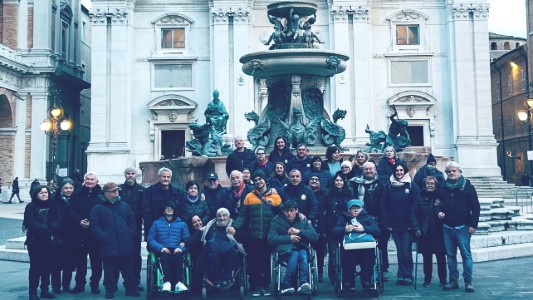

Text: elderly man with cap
xmin=331 ymin=199 xmax=381 ymax=293
xmin=231 ymin=170 xmax=282 ymax=297
xmin=90 ymin=182 xmax=138 ymax=299
xmin=119 ymin=167 xmax=145 ymax=292
xmin=247 ymin=146 xmax=275 ymax=176
xmin=204 ymin=172 xmax=233 ymax=219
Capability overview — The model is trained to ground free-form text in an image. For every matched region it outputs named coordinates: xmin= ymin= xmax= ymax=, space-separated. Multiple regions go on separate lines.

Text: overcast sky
xmin=80 ymin=0 xmax=527 ymax=38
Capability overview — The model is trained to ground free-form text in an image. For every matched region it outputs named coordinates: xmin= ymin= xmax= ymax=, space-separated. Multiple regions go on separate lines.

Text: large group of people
xmin=22 ymin=137 xmax=481 ymax=300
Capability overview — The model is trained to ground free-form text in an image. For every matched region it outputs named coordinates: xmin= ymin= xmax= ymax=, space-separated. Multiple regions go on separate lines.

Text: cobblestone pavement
xmin=0 ymin=215 xmax=24 ymax=245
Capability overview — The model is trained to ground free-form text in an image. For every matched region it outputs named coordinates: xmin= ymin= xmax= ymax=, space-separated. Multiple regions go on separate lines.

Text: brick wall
xmin=27 ymin=7 xmax=33 ymax=49
xmin=0 ymin=4 xmax=3 ymax=43
xmin=0 ymin=136 xmax=14 ymax=185
xmin=25 ymin=135 xmax=30 ymax=178
xmin=2 ymin=4 xmax=18 ymax=49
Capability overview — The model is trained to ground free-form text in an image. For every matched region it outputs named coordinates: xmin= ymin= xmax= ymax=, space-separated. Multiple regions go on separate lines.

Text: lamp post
xmin=40 ymin=99 xmax=72 ymax=179
xmin=517 ymin=98 xmax=533 ymax=176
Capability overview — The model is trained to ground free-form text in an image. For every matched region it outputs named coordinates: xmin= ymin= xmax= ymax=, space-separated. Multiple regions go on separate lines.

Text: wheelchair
xmin=333 ymin=240 xmax=384 ymax=297
xmin=146 ymin=251 xmax=192 ymax=299
xmin=201 ymin=251 xmax=247 ymax=300
xmin=270 ymin=247 xmax=319 ymax=299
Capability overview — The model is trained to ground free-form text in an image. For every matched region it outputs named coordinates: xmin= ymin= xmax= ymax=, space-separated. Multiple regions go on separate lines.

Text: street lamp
xmin=40 ymin=98 xmax=72 ymax=178
xmin=517 ymin=97 xmax=533 ymax=175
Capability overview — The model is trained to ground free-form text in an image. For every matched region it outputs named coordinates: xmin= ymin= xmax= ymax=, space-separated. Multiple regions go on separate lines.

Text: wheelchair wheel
xmin=201 ymin=286 xmax=207 ymax=300
xmin=311 ymin=249 xmax=319 ymax=296
xmin=146 ymin=253 xmax=158 ymax=296
xmin=370 ymin=246 xmax=384 ymax=297
xmin=270 ymin=253 xmax=279 ymax=298
xmin=239 ymin=285 xmax=245 ymax=298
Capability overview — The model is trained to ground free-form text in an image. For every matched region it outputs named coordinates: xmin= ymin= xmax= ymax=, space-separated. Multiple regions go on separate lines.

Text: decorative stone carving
xmin=331 ymin=6 xmax=370 ymax=22
xmin=89 ymin=8 xmax=128 ymax=24
xmin=390 ymin=9 xmax=428 ymax=21
xmin=212 ymin=7 xmax=250 ymax=23
xmin=153 ymin=14 xmax=194 ymax=26
xmin=169 ymin=111 xmax=178 ymax=122
xmin=452 ymin=4 xmax=488 ymax=20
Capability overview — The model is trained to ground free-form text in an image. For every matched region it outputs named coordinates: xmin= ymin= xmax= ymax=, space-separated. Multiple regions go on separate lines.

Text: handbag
xmin=342 ymin=232 xmax=376 ymax=250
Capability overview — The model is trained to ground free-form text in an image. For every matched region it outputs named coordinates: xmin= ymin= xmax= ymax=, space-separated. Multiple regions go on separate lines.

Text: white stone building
xmin=88 ymin=0 xmax=500 ymax=183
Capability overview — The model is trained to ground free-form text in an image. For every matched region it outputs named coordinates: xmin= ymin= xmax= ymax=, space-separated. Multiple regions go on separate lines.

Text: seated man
xmin=331 ymin=199 xmax=381 ymax=293
xmin=268 ymin=200 xmax=318 ymax=294
xmin=147 ymin=202 xmax=190 ymax=292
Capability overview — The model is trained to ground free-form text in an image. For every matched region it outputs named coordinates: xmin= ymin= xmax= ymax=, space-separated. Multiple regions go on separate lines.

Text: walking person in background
xmin=9 ymin=176 xmax=23 ymax=203
xmin=24 ymin=185 xmax=62 ymax=300
xmin=437 ymin=161 xmax=480 ymax=293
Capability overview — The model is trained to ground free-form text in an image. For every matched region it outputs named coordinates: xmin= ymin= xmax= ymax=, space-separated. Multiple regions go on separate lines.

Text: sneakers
xmin=297 ymin=282 xmax=311 ymax=293
xmin=251 ymin=289 xmax=262 ymax=297
xmin=281 ymin=287 xmax=295 ymax=295
xmin=176 ymin=282 xmax=188 ymax=292
xmin=444 ymin=279 xmax=459 ymax=291
xmin=161 ymin=282 xmax=172 ymax=292
xmin=262 ymin=288 xmax=271 ymax=296
xmin=465 ymin=282 xmax=475 ymax=293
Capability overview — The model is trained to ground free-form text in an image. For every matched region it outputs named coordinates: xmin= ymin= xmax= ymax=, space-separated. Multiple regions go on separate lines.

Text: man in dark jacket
xmin=413 ymin=154 xmax=445 ymax=189
xmin=141 ymin=167 xmax=185 ymax=239
xmin=437 ymin=161 xmax=480 ymax=293
xmin=68 ymin=171 xmax=103 ymax=294
xmin=268 ymin=200 xmax=318 ymax=295
xmin=30 ymin=178 xmax=40 ymax=196
xmin=308 ymin=174 xmax=328 ymax=282
xmin=279 ymin=169 xmax=318 ymax=225
xmin=287 ymin=144 xmax=312 ymax=176
xmin=204 ymin=172 xmax=232 ymax=219
xmin=119 ymin=167 xmax=145 ymax=292
xmin=247 ymin=146 xmax=275 ymax=176
xmin=226 ymin=170 xmax=253 ymax=218
xmin=90 ymin=182 xmax=138 ymax=299
xmin=225 ymin=136 xmax=255 ymax=176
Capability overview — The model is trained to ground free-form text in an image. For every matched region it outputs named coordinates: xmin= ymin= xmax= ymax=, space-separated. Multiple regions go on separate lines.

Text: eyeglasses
xmin=105 ymin=189 xmax=120 ymax=194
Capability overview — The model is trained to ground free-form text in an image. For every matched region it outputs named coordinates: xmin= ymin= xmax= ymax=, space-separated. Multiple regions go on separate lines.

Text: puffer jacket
xmin=90 ymin=196 xmax=136 ymax=258
xmin=268 ymin=214 xmax=318 ymax=255
xmin=147 ymin=215 xmax=190 ymax=252
xmin=233 ymin=189 xmax=282 ymax=239
xmin=24 ymin=199 xmax=62 ymax=246
xmin=381 ymin=182 xmax=419 ymax=231
xmin=180 ymin=197 xmax=211 ymax=227
xmin=141 ymin=182 xmax=185 ymax=233
xmin=324 ymin=188 xmax=354 ymax=233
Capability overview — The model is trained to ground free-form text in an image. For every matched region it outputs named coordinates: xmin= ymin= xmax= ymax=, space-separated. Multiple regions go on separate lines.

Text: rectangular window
xmin=396 ymin=25 xmax=419 ymax=45
xmin=508 ymin=75 xmax=512 ymax=95
xmin=154 ymin=64 xmax=193 ymax=88
xmin=496 ymin=80 xmax=501 ymax=101
xmin=161 ymin=29 xmax=185 ymax=49
xmin=390 ymin=60 xmax=429 ymax=84
xmin=521 ymin=69 xmax=527 ymax=92
xmin=61 ymin=22 xmax=69 ymax=60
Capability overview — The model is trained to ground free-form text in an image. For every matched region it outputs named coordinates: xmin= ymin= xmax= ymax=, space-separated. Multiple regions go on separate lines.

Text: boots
xmin=443 ymin=278 xmax=459 ymax=291
xmin=464 ymin=280 xmax=474 ymax=293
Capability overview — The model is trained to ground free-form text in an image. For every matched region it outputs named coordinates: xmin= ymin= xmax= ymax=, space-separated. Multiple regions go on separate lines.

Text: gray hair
xmin=124 ymin=167 xmax=137 ymax=174
xmin=230 ymin=170 xmax=243 ymax=178
xmin=383 ymin=146 xmax=396 ymax=155
xmin=84 ymin=171 xmax=98 ymax=180
xmin=158 ymin=167 xmax=172 ymax=176
xmin=255 ymin=146 xmax=266 ymax=155
xmin=216 ymin=207 xmax=230 ymax=217
xmin=446 ymin=161 xmax=462 ymax=172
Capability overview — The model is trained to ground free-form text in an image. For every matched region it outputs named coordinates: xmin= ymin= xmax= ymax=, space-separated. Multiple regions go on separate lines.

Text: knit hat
xmin=427 ymin=154 xmax=437 ymax=165
xmin=341 ymin=161 xmax=352 ymax=170
xmin=347 ymin=199 xmax=364 ymax=210
xmin=252 ymin=170 xmax=267 ymax=182
xmin=311 ymin=156 xmax=323 ymax=163
xmin=163 ymin=201 xmax=178 ymax=216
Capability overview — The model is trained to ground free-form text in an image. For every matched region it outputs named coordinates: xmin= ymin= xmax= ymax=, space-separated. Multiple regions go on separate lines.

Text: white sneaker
xmin=161 ymin=282 xmax=171 ymax=292
xmin=176 ymin=282 xmax=188 ymax=292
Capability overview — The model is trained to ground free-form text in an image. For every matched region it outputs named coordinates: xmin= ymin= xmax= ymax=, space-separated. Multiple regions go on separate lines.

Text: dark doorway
xmin=161 ymin=130 xmax=185 ymax=159
xmin=407 ymin=125 xmax=424 ymax=146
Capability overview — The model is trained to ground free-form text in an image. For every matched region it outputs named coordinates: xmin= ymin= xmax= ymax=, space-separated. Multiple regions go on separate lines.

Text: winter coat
xmin=304 ymin=168 xmax=331 ymax=187
xmin=436 ymin=178 xmax=480 ymax=229
xmin=313 ymin=187 xmax=329 ymax=234
xmin=411 ymin=189 xmax=446 ymax=255
xmin=324 ymin=188 xmax=354 ymax=234
xmin=413 ymin=165 xmax=445 ymax=189
xmin=351 ymin=177 xmax=383 ymax=220
xmin=90 ymin=196 xmax=136 ymax=258
xmin=180 ymin=196 xmax=211 ymax=228
xmin=226 ymin=184 xmax=254 ymax=218
xmin=278 ymin=184 xmax=318 ymax=223
xmin=247 ymin=160 xmax=275 ymax=177
xmin=268 ymin=175 xmax=290 ymax=190
xmin=381 ymin=181 xmax=419 ymax=231
xmin=376 ymin=156 xmax=405 ymax=185
xmin=204 ymin=184 xmax=232 ymax=219
xmin=23 ymin=199 xmax=62 ymax=247
xmin=226 ymin=148 xmax=255 ymax=176
xmin=287 ymin=156 xmax=312 ymax=175
xmin=141 ymin=182 xmax=185 ymax=233
xmin=268 ymin=148 xmax=294 ymax=166
xmin=331 ymin=209 xmax=381 ymax=241
xmin=52 ymin=192 xmax=74 ymax=243
xmin=233 ymin=189 xmax=282 ymax=239
xmin=147 ymin=215 xmax=190 ymax=252
xmin=68 ymin=185 xmax=103 ymax=245
xmin=119 ymin=182 xmax=145 ymax=229
xmin=268 ymin=214 xmax=318 ymax=256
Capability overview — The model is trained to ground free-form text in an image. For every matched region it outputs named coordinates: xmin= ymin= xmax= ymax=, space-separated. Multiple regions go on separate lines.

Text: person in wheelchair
xmin=147 ymin=201 xmax=190 ymax=292
xmin=202 ymin=207 xmax=246 ymax=289
xmin=268 ymin=200 xmax=318 ymax=295
xmin=332 ymin=199 xmax=380 ymax=293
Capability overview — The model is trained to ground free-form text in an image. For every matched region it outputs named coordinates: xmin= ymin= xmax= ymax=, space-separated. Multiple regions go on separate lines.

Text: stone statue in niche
xmin=186 ymin=122 xmax=232 ymax=157
xmin=385 ymin=106 xmax=411 ymax=152
xmin=204 ymin=90 xmax=229 ymax=135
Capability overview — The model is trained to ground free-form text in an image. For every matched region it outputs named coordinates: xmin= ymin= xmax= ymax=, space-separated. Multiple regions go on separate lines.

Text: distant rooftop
xmin=489 ymin=32 xmax=527 ymax=41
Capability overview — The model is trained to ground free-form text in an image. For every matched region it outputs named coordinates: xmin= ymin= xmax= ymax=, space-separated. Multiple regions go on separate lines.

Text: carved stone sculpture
xmin=321 ymin=109 xmax=346 ymax=148
xmin=186 ymin=122 xmax=232 ymax=157
xmin=204 ymin=90 xmax=229 ymax=135
xmin=385 ymin=106 xmax=411 ymax=151
xmin=365 ymin=124 xmax=387 ymax=153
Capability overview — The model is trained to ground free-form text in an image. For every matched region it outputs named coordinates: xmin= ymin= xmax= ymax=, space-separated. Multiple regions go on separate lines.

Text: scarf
xmin=187 ymin=194 xmax=199 ymax=203
xmin=352 ymin=175 xmax=379 ymax=202
xmin=232 ymin=182 xmax=246 ymax=197
xmin=389 ymin=173 xmax=412 ymax=187
xmin=388 ymin=157 xmax=396 ymax=165
xmin=258 ymin=158 xmax=269 ymax=167
xmin=446 ymin=175 xmax=465 ymax=190
xmin=201 ymin=218 xmax=246 ymax=254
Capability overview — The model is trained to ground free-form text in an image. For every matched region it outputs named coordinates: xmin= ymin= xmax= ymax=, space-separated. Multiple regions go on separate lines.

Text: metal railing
xmin=514 ymin=187 xmax=533 ymax=214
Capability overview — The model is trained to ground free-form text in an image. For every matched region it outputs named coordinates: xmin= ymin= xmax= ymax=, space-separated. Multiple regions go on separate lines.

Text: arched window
xmin=490 ymin=42 xmax=497 ymax=50
xmin=504 ymin=42 xmax=510 ymax=50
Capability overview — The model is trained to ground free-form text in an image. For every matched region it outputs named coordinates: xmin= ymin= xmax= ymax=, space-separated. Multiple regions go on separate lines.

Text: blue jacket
xmin=148 ymin=215 xmax=190 ymax=252
xmin=90 ymin=197 xmax=136 ymax=258
xmin=141 ymin=182 xmax=185 ymax=233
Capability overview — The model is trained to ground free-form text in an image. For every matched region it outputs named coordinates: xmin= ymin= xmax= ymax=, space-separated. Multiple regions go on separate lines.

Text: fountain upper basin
xmin=240 ymin=49 xmax=349 ymax=78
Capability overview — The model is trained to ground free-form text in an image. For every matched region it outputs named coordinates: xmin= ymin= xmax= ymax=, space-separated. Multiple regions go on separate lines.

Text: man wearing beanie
xmin=413 ymin=154 xmax=445 ymax=189
xmin=231 ymin=170 xmax=282 ymax=297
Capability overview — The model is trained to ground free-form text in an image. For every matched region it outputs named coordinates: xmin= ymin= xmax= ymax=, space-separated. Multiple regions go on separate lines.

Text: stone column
xmin=17 ymin=0 xmax=28 ymax=50
xmin=32 ymin=0 xmax=52 ymax=50
xmin=447 ymin=1 xmax=500 ymax=177
xmin=28 ymin=92 xmax=48 ymax=179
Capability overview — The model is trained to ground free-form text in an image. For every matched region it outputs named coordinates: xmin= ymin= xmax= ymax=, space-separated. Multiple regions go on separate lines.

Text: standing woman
xmin=24 ymin=185 xmax=62 ymax=300
xmin=269 ymin=162 xmax=290 ymax=190
xmin=269 ymin=136 xmax=294 ymax=166
xmin=381 ymin=162 xmax=419 ymax=286
xmin=411 ymin=176 xmax=447 ymax=288
xmin=51 ymin=179 xmax=76 ymax=293
xmin=351 ymin=151 xmax=369 ymax=178
xmin=323 ymin=145 xmax=342 ymax=177
xmin=377 ymin=146 xmax=404 ymax=185
xmin=180 ymin=180 xmax=211 ymax=230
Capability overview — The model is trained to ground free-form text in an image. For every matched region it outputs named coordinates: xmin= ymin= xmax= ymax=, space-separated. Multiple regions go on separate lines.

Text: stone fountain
xmin=240 ymin=1 xmax=349 ymax=151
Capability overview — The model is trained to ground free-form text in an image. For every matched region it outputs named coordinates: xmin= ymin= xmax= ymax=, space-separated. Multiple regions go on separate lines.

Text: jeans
xmin=391 ymin=231 xmax=413 ymax=281
xmin=443 ymin=225 xmax=473 ymax=281
xmin=283 ymin=249 xmax=309 ymax=286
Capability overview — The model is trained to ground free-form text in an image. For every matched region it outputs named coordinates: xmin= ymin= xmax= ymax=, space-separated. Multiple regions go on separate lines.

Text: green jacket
xmin=233 ymin=189 xmax=282 ymax=239
xmin=267 ymin=214 xmax=318 ymax=256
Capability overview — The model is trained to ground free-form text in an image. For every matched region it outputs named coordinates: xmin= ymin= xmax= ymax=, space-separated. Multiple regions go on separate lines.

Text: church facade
xmin=87 ymin=0 xmax=500 ymax=183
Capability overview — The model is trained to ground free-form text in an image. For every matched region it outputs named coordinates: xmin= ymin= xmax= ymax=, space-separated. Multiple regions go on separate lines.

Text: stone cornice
xmin=330 ymin=5 xmax=369 ymax=23
xmin=452 ymin=3 xmax=489 ymax=20
xmin=89 ymin=8 xmax=129 ymax=24
xmin=212 ymin=7 xmax=250 ymax=23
